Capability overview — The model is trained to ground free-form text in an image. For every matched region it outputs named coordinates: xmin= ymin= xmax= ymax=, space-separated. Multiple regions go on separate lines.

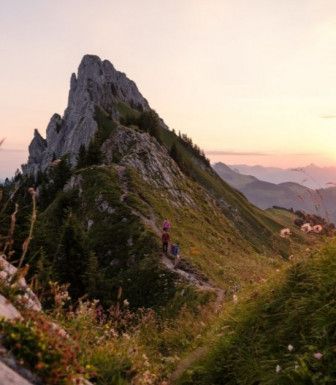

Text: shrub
xmin=0 ymin=316 xmax=87 ymax=385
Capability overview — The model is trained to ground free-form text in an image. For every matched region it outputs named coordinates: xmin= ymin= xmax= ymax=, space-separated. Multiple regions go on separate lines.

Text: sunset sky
xmin=1 ymin=0 xmax=336 ymax=178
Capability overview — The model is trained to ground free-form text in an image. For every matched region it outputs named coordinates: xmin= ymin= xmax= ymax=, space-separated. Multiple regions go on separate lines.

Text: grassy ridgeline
xmin=178 ymin=243 xmax=336 ymax=385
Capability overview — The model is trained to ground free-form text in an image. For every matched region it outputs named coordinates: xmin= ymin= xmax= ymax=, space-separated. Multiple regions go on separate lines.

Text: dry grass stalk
xmin=18 ymin=188 xmax=37 ymax=269
xmin=2 ymin=203 xmax=19 ymax=256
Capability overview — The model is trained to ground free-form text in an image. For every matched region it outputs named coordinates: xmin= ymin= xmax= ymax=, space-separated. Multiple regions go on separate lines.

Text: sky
xmin=1 ymin=0 xmax=336 ymax=178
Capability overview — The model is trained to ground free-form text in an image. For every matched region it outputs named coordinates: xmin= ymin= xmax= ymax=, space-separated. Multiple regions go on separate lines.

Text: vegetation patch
xmin=0 ymin=315 xmax=87 ymax=385
xmin=178 ymin=243 xmax=336 ymax=385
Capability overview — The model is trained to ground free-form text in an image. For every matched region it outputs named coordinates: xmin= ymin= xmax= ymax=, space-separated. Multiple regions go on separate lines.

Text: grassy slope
xmin=128 ymin=168 xmax=283 ymax=290
xmin=178 ymin=241 xmax=336 ymax=385
xmin=117 ymin=102 xmax=294 ymax=257
xmin=32 ymin=166 xmax=178 ymax=309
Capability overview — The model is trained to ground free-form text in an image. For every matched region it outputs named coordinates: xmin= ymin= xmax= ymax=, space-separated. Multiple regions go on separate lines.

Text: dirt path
xmin=116 ymin=164 xmax=225 ymax=301
xmin=116 ymin=165 xmax=225 ymax=383
xmin=169 ymin=346 xmax=208 ymax=383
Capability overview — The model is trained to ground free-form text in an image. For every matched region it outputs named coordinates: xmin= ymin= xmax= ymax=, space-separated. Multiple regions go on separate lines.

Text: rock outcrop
xmin=0 ymin=256 xmax=41 ymax=312
xmin=23 ymin=55 xmax=150 ymax=175
xmin=0 ymin=295 xmax=22 ymax=321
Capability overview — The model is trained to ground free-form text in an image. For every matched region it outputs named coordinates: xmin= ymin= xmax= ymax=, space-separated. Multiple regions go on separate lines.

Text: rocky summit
xmin=23 ymin=55 xmax=150 ymax=175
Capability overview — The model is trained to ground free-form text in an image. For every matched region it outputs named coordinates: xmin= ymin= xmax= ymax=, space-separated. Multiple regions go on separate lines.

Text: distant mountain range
xmin=214 ymin=162 xmax=336 ymax=223
xmin=229 ymin=164 xmax=336 ymax=190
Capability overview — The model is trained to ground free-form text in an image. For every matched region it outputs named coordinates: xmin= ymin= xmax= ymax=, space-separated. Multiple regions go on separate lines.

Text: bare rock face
xmin=0 ymin=294 xmax=22 ymax=321
xmin=23 ymin=55 xmax=150 ymax=175
xmin=0 ymin=256 xmax=42 ymax=312
xmin=102 ymin=126 xmax=195 ymax=205
xmin=0 ymin=362 xmax=34 ymax=385
xmin=22 ymin=130 xmax=47 ymax=176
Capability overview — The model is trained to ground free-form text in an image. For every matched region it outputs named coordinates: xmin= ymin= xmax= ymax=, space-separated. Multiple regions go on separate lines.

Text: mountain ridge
xmin=214 ymin=162 xmax=336 ymax=222
xmin=229 ymin=163 xmax=336 ymax=189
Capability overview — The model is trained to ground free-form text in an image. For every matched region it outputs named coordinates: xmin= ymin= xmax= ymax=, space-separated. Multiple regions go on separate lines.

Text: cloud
xmin=205 ymin=150 xmax=317 ymax=157
xmin=320 ymin=114 xmax=336 ymax=119
xmin=205 ymin=150 xmax=268 ymax=156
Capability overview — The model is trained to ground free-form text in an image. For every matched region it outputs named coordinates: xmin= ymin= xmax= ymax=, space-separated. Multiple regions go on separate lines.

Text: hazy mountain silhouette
xmin=229 ymin=163 xmax=336 ymax=189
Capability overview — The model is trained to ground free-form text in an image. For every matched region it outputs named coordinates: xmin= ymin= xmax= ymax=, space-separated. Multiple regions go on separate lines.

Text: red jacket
xmin=162 ymin=232 xmax=170 ymax=243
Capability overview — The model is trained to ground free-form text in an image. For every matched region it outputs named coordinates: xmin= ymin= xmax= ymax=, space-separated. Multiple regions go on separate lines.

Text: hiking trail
xmin=116 ymin=164 xmax=225 ymax=384
xmin=116 ymin=164 xmax=225 ymax=306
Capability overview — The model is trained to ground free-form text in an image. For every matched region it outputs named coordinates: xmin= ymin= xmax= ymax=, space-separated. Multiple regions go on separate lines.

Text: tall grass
xmin=178 ymin=243 xmax=336 ymax=385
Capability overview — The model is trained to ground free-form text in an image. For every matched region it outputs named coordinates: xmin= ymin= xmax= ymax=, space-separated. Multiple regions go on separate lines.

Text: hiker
xmin=171 ymin=243 xmax=180 ymax=268
xmin=162 ymin=218 xmax=171 ymax=232
xmin=162 ymin=230 xmax=170 ymax=254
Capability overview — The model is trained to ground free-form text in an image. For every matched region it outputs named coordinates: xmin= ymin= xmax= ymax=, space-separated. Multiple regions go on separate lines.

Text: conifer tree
xmin=85 ymin=140 xmax=103 ymax=166
xmin=85 ymin=252 xmax=100 ymax=298
xmin=76 ymin=144 xmax=87 ymax=168
xmin=54 ymin=216 xmax=88 ymax=300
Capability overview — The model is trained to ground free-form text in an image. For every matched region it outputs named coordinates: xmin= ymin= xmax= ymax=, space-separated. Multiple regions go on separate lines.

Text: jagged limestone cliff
xmin=23 ymin=55 xmax=150 ymax=174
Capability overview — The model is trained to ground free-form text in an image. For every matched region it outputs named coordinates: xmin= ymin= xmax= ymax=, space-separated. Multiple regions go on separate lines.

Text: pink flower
xmin=313 ymin=225 xmax=323 ymax=234
xmin=301 ymin=223 xmax=312 ymax=233
xmin=280 ymin=228 xmax=291 ymax=238
xmin=313 ymin=352 xmax=323 ymax=360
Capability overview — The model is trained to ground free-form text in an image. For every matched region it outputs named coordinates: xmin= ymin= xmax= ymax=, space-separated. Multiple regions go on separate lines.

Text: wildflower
xmin=123 ymin=299 xmax=130 ymax=307
xmin=313 ymin=352 xmax=323 ymax=360
xmin=233 ymin=294 xmax=238 ymax=304
xmin=288 ymin=255 xmax=294 ymax=260
xmin=301 ymin=223 xmax=312 ymax=233
xmin=280 ymin=228 xmax=291 ymax=238
xmin=288 ymin=344 xmax=294 ymax=352
xmin=313 ymin=224 xmax=323 ymax=233
xmin=276 ymin=364 xmax=281 ymax=373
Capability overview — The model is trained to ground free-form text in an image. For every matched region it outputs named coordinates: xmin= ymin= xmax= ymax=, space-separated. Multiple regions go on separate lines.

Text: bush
xmin=0 ymin=316 xmax=87 ymax=385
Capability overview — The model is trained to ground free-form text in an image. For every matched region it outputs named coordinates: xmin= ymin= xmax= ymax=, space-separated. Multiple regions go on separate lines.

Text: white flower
xmin=280 ymin=228 xmax=291 ymax=238
xmin=276 ymin=364 xmax=281 ymax=373
xmin=288 ymin=344 xmax=294 ymax=352
xmin=233 ymin=294 xmax=238 ymax=304
xmin=312 ymin=225 xmax=323 ymax=234
xmin=301 ymin=223 xmax=312 ymax=233
xmin=123 ymin=299 xmax=129 ymax=307
xmin=313 ymin=352 xmax=323 ymax=360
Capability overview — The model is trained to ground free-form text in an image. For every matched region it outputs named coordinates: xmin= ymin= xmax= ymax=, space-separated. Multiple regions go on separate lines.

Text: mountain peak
xmin=23 ymin=55 xmax=150 ymax=175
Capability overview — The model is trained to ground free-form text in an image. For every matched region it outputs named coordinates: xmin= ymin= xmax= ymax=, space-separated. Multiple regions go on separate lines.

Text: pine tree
xmin=138 ymin=110 xmax=161 ymax=141
xmin=170 ymin=142 xmax=179 ymax=163
xmin=85 ymin=140 xmax=103 ymax=166
xmin=52 ymin=156 xmax=72 ymax=192
xmin=76 ymin=144 xmax=87 ymax=168
xmin=84 ymin=252 xmax=100 ymax=298
xmin=54 ymin=216 xmax=89 ymax=300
